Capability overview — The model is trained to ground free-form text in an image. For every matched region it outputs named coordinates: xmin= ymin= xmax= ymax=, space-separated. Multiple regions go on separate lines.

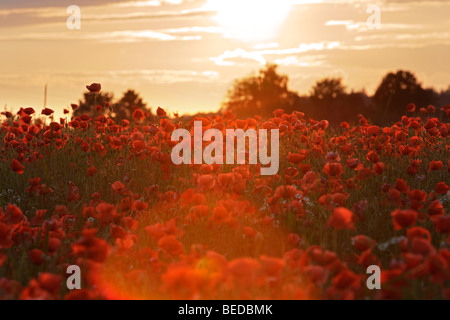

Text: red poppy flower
xmin=211 ymin=206 xmax=230 ymax=224
xmin=217 ymin=173 xmax=235 ymax=189
xmin=366 ymin=151 xmax=380 ymax=163
xmin=229 ymin=258 xmax=261 ymax=284
xmin=112 ymin=181 xmax=126 ymax=193
xmin=158 ymin=235 xmax=184 ymax=256
xmin=157 ymin=107 xmax=167 ymax=117
xmin=411 ymin=237 xmax=436 ymax=256
xmin=87 ymin=166 xmax=98 ymax=177
xmin=71 ymin=229 xmax=110 ymax=263
xmin=407 ymin=227 xmax=432 ymax=242
xmin=351 ymin=235 xmax=376 ymax=252
xmin=192 ymin=205 xmax=209 ymax=218
xmin=357 ymin=249 xmax=379 ymax=268
xmin=37 ymin=273 xmax=63 ymax=296
xmin=394 ymin=178 xmax=409 ymax=193
xmin=340 ymin=122 xmax=350 ymax=129
xmin=391 ymin=209 xmax=418 ymax=230
xmin=373 ymin=162 xmax=386 ymax=175
xmin=287 ymin=152 xmax=307 ymax=164
xmin=235 ymin=119 xmax=247 ymax=129
xmin=409 ymin=189 xmax=427 ymax=202
xmin=260 ymin=255 xmax=285 ymax=278
xmin=406 ymin=103 xmax=416 ymax=112
xmin=22 ymin=107 xmax=35 ymax=115
xmin=95 ymin=203 xmax=120 ymax=225
xmin=428 ymin=201 xmax=445 ymax=221
xmin=367 ymin=126 xmax=380 ymax=136
xmin=41 ymin=108 xmax=54 ymax=116
xmin=435 ymin=216 xmax=450 ymax=234
xmin=197 ymin=174 xmax=215 ymax=191
xmin=323 ymin=163 xmax=344 ymax=178
xmin=86 ymin=83 xmax=101 ymax=93
xmin=305 ymin=265 xmax=329 ymax=285
xmin=332 ymin=268 xmax=360 ymax=291
xmin=132 ymin=109 xmax=145 ymax=121
xmin=29 ymin=249 xmax=44 ymax=266
xmin=327 ymin=207 xmax=354 ymax=230
xmin=429 ymin=160 xmax=444 ymax=171
xmin=11 ymin=159 xmax=25 ymax=174
xmin=133 ymin=200 xmax=148 ymax=211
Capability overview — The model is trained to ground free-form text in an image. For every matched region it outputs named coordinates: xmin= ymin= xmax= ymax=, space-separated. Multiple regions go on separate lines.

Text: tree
xmin=74 ymin=91 xmax=114 ymax=118
xmin=310 ymin=77 xmax=347 ymax=101
xmin=111 ymin=90 xmax=148 ymax=122
xmin=73 ymin=89 xmax=151 ymax=122
xmin=439 ymin=86 xmax=450 ymax=108
xmin=373 ymin=70 xmax=438 ymax=122
xmin=223 ymin=64 xmax=299 ymax=118
xmin=374 ymin=71 xmax=421 ymax=108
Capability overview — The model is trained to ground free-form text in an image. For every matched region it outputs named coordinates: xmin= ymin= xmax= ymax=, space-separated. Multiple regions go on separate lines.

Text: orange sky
xmin=0 ymin=0 xmax=449 ymax=117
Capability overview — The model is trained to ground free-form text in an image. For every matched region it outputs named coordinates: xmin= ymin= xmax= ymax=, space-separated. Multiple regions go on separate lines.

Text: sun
xmin=205 ymin=0 xmax=292 ymax=42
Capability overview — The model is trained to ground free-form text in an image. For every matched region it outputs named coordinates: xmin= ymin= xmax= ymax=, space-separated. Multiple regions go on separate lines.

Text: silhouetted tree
xmin=439 ymin=86 xmax=450 ymax=109
xmin=73 ymin=89 xmax=152 ymax=122
xmin=223 ymin=64 xmax=300 ymax=118
xmin=223 ymin=66 xmax=445 ymax=126
xmin=110 ymin=90 xmax=149 ymax=122
xmin=74 ymin=91 xmax=114 ymax=118
xmin=307 ymin=77 xmax=366 ymax=125
xmin=310 ymin=77 xmax=347 ymax=101
xmin=373 ymin=70 xmax=438 ymax=122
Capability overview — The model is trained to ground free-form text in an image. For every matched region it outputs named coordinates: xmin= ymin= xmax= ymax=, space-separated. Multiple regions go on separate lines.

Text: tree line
xmin=223 ymin=64 xmax=450 ymax=125
xmin=74 ymin=64 xmax=449 ymax=126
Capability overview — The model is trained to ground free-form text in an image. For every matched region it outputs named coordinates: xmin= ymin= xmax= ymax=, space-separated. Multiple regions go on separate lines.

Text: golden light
xmin=205 ymin=0 xmax=292 ymax=42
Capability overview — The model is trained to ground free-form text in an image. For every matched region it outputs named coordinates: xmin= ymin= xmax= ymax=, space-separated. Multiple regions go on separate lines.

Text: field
xmin=0 ymin=101 xmax=449 ymax=300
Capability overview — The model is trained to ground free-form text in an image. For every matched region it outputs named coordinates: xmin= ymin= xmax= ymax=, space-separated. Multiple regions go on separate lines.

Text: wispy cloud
xmin=211 ymin=42 xmax=340 ymax=66
xmin=0 ymin=69 xmax=220 ymax=88
xmin=326 ymin=20 xmax=425 ymax=31
xmin=0 ymin=30 xmax=206 ymax=42
xmin=354 ymin=31 xmax=450 ymax=42
xmin=274 ymin=55 xmax=325 ymax=67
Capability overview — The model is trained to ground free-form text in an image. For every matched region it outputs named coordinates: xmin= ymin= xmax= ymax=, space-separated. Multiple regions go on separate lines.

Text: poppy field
xmin=0 ymin=90 xmax=449 ymax=300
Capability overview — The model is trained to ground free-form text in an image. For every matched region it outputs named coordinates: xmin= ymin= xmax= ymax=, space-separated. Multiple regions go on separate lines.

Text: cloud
xmin=70 ymin=9 xmax=215 ymax=22
xmin=253 ymin=43 xmax=280 ymax=50
xmin=164 ymin=26 xmax=223 ymax=34
xmin=0 ymin=0 xmax=187 ymax=10
xmin=274 ymin=55 xmax=325 ymax=67
xmin=210 ymin=42 xmax=340 ymax=66
xmin=0 ymin=30 xmax=204 ymax=42
xmin=0 ymin=1 xmax=206 ymax=28
xmin=0 ymin=69 xmax=220 ymax=88
xmin=354 ymin=31 xmax=450 ymax=42
xmin=325 ymin=20 xmax=424 ymax=32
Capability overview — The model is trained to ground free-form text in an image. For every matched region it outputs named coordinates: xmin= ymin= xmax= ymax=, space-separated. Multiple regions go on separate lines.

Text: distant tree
xmin=73 ymin=89 xmax=151 ymax=122
xmin=439 ymin=86 xmax=450 ymax=108
xmin=74 ymin=91 xmax=114 ymax=118
xmin=307 ymin=77 xmax=354 ymax=125
xmin=110 ymin=90 xmax=149 ymax=122
xmin=223 ymin=64 xmax=300 ymax=118
xmin=374 ymin=71 xmax=421 ymax=108
xmin=310 ymin=77 xmax=347 ymax=101
xmin=373 ymin=70 xmax=438 ymax=122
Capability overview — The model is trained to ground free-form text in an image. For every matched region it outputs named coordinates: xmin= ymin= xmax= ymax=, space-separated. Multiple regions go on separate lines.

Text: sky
xmin=0 ymin=0 xmax=449 ymax=116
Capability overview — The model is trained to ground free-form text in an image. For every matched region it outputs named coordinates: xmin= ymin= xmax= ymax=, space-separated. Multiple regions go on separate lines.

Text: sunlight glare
xmin=206 ymin=0 xmax=292 ymax=42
